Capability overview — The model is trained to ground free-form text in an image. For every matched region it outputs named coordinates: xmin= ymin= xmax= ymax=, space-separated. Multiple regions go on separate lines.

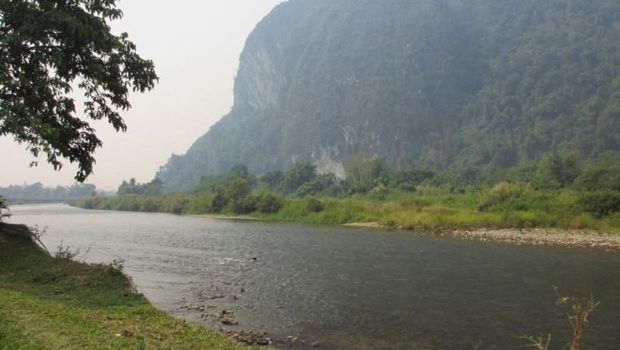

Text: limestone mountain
xmin=158 ymin=0 xmax=620 ymax=190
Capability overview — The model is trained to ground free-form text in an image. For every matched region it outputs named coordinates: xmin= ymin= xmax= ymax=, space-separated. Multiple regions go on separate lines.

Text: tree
xmin=344 ymin=155 xmax=387 ymax=193
xmin=533 ymin=153 xmax=581 ymax=189
xmin=117 ymin=177 xmax=162 ymax=196
xmin=0 ymin=1 xmax=158 ymax=181
xmin=283 ymin=161 xmax=317 ymax=194
xmin=260 ymin=170 xmax=284 ymax=192
xmin=144 ymin=178 xmax=163 ymax=196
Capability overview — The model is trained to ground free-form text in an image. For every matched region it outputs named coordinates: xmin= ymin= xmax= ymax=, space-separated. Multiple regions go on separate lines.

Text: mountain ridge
xmin=158 ymin=0 xmax=620 ymax=190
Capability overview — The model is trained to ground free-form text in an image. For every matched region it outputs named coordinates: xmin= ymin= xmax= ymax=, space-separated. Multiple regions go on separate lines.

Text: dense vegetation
xmin=158 ymin=0 xmax=620 ymax=191
xmin=0 ymin=183 xmax=100 ymax=203
xmin=75 ymin=153 xmax=620 ymax=232
xmin=0 ymin=223 xmax=256 ymax=349
xmin=117 ymin=178 xmax=163 ymax=196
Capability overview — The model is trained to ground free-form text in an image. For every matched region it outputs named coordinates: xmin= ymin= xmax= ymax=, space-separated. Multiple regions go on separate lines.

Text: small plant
xmin=110 ymin=258 xmax=126 ymax=272
xmin=522 ymin=288 xmax=599 ymax=350
xmin=554 ymin=287 xmax=600 ymax=350
xmin=137 ymin=337 xmax=147 ymax=350
xmin=107 ymin=258 xmax=137 ymax=292
xmin=54 ymin=241 xmax=80 ymax=261
xmin=520 ymin=334 xmax=551 ymax=350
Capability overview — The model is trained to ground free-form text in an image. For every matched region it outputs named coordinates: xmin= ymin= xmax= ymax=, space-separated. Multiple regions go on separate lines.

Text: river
xmin=6 ymin=204 xmax=620 ymax=349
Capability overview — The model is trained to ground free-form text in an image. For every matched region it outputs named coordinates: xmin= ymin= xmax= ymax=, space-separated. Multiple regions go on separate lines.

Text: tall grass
xmin=73 ymin=186 xmax=620 ymax=232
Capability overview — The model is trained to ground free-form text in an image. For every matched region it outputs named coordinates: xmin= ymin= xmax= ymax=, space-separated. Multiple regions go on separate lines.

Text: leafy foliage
xmin=579 ymin=191 xmax=620 ymax=219
xmin=85 ymin=151 xmax=620 ymax=232
xmin=344 ymin=155 xmax=388 ymax=194
xmin=0 ymin=0 xmax=158 ymax=181
xmin=253 ymin=189 xmax=283 ymax=214
xmin=117 ymin=178 xmax=162 ymax=196
xmin=282 ymin=161 xmax=317 ymax=194
xmin=304 ymin=197 xmax=325 ymax=213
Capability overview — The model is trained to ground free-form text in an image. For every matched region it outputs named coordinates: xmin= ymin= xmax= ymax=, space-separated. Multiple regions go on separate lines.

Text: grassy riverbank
xmin=74 ymin=187 xmax=620 ymax=233
xmin=0 ymin=223 xmax=256 ymax=350
xmin=72 ymin=155 xmax=620 ymax=244
xmin=70 ymin=187 xmax=620 ymax=250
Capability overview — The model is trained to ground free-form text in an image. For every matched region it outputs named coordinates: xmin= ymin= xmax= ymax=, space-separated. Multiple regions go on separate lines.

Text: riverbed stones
xmin=221 ymin=329 xmax=271 ymax=346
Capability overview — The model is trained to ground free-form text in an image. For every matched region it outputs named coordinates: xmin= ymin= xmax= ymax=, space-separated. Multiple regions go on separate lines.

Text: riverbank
xmin=0 ymin=223 xmax=258 ymax=350
xmin=343 ymin=222 xmax=620 ymax=250
xmin=71 ymin=190 xmax=620 ymax=250
xmin=430 ymin=227 xmax=620 ymax=251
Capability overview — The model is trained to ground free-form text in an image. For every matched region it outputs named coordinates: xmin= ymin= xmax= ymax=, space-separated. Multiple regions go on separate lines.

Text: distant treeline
xmin=74 ymin=152 xmax=620 ymax=232
xmin=0 ymin=183 xmax=99 ymax=203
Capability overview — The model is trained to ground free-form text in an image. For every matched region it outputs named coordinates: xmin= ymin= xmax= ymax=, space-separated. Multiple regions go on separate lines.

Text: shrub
xmin=578 ymin=191 xmax=620 ymax=218
xmin=255 ymin=192 xmax=283 ymax=214
xmin=305 ymin=197 xmax=325 ymax=212
xmin=369 ymin=185 xmax=389 ymax=201
xmin=478 ymin=182 xmax=527 ymax=212
xmin=232 ymin=196 xmax=258 ymax=214
xmin=141 ymin=199 xmax=159 ymax=212
xmin=184 ymin=194 xmax=213 ymax=214
xmin=210 ymin=189 xmax=227 ymax=213
xmin=54 ymin=241 xmax=80 ymax=260
xmin=170 ymin=198 xmax=187 ymax=214
xmin=573 ymin=168 xmax=620 ymax=191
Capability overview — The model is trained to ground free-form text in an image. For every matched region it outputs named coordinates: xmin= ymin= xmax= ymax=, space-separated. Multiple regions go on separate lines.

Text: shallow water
xmin=6 ymin=204 xmax=620 ymax=349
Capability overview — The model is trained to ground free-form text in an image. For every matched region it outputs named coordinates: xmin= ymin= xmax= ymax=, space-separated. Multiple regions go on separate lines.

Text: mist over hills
xmin=158 ymin=0 xmax=620 ymax=190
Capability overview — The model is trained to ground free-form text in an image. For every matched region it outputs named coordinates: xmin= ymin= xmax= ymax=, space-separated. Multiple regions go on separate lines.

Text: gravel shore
xmin=436 ymin=228 xmax=620 ymax=251
xmin=346 ymin=222 xmax=620 ymax=251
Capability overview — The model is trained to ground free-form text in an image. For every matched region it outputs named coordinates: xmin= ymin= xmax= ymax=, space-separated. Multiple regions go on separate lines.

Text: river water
xmin=6 ymin=204 xmax=620 ymax=349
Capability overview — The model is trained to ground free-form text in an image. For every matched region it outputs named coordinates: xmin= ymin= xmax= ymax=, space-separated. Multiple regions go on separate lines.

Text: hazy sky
xmin=0 ymin=0 xmax=284 ymax=190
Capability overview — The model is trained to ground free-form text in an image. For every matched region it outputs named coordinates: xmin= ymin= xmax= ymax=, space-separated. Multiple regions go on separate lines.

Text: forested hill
xmin=158 ymin=0 xmax=620 ymax=190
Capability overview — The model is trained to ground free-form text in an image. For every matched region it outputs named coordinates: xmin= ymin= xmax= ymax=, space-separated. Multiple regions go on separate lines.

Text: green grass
xmin=0 ymin=223 xmax=257 ymax=350
xmin=72 ymin=187 xmax=620 ymax=233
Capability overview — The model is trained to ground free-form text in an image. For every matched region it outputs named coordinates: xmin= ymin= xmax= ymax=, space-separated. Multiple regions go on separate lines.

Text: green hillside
xmin=158 ymin=0 xmax=620 ymax=190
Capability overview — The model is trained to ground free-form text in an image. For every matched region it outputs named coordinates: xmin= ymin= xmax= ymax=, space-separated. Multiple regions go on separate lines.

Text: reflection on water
xmin=7 ymin=204 xmax=620 ymax=349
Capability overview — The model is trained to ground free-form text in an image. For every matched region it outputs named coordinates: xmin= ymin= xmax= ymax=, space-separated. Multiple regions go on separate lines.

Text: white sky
xmin=0 ymin=0 xmax=284 ymax=190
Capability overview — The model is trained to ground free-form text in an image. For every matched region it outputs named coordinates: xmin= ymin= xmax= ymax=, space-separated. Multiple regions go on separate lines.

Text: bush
xmin=478 ymin=182 xmax=528 ymax=212
xmin=255 ymin=192 xmax=283 ymax=214
xmin=210 ymin=189 xmax=227 ymax=213
xmin=532 ymin=153 xmax=581 ymax=189
xmin=573 ymin=168 xmax=620 ymax=191
xmin=232 ymin=196 xmax=258 ymax=214
xmin=141 ymin=199 xmax=159 ymax=212
xmin=54 ymin=242 xmax=80 ymax=260
xmin=305 ymin=197 xmax=325 ymax=212
xmin=369 ymin=185 xmax=389 ymax=201
xmin=579 ymin=191 xmax=620 ymax=218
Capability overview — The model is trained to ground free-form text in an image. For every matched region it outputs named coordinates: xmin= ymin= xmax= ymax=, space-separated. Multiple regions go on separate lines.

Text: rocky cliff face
xmin=158 ymin=0 xmax=620 ymax=190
